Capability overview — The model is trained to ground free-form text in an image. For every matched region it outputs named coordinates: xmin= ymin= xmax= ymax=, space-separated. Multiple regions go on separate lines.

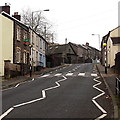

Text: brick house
xmin=46 ymin=43 xmax=78 ymax=67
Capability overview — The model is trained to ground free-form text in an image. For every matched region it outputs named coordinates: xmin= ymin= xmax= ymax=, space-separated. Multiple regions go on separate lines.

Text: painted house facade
xmin=1 ymin=12 xmax=30 ymax=75
xmin=101 ymin=26 xmax=120 ymax=68
xmin=29 ymin=28 xmax=47 ymax=71
xmin=0 ymin=4 xmax=48 ymax=77
xmin=0 ymin=13 xmax=14 ymax=76
xmin=107 ymin=26 xmax=120 ymax=68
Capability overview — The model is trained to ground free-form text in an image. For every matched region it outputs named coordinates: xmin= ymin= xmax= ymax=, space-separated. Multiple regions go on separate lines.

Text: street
xmin=1 ymin=63 xmax=114 ymax=119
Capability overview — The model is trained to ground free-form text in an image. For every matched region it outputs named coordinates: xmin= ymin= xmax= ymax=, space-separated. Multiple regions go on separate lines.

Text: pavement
xmin=1 ymin=64 xmax=69 ymax=90
xmin=1 ymin=63 xmax=120 ymax=119
xmin=96 ymin=64 xmax=120 ymax=119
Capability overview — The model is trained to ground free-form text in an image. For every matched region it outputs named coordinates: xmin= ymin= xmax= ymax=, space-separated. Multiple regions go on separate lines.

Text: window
xmin=16 ymin=47 xmax=21 ymax=63
xmin=36 ymin=36 xmax=39 ymax=47
xmin=23 ymin=31 xmax=27 ymax=40
xmin=43 ymin=41 xmax=45 ymax=51
xmin=23 ymin=51 xmax=27 ymax=64
xmin=32 ymin=32 xmax=34 ymax=45
xmin=17 ymin=26 xmax=21 ymax=41
xmin=40 ymin=39 xmax=42 ymax=49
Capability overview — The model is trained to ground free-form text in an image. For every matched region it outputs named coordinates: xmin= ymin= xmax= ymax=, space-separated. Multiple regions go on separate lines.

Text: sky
xmin=0 ymin=0 xmax=120 ymax=49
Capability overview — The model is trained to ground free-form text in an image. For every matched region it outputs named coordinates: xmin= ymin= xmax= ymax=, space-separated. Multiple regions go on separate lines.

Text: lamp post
xmin=92 ymin=34 xmax=101 ymax=50
xmin=32 ymin=9 xmax=50 ymax=29
xmin=103 ymin=43 xmax=107 ymax=74
xmin=29 ymin=44 xmax=33 ymax=77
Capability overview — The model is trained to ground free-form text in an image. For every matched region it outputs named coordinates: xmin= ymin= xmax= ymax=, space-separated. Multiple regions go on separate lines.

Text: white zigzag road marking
xmin=92 ymin=77 xmax=107 ymax=120
xmin=0 ymin=76 xmax=67 ymax=119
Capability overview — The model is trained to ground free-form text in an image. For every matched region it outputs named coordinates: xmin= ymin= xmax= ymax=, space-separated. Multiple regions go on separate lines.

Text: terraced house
xmin=0 ymin=4 xmax=48 ymax=77
xmin=0 ymin=10 xmax=14 ymax=76
xmin=101 ymin=26 xmax=120 ymax=68
xmin=29 ymin=28 xmax=48 ymax=71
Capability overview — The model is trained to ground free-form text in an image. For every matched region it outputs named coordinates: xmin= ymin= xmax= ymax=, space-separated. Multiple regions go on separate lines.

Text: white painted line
xmin=95 ymin=113 xmax=107 ymax=120
xmin=15 ymin=84 xmax=19 ymax=88
xmin=66 ymin=73 xmax=73 ymax=76
xmin=54 ymin=73 xmax=62 ymax=76
xmin=41 ymin=74 xmax=50 ymax=78
xmin=92 ymin=76 xmax=107 ymax=119
xmin=0 ymin=76 xmax=67 ymax=119
xmin=0 ymin=107 xmax=14 ymax=119
xmin=78 ymin=73 xmax=85 ymax=76
xmin=14 ymin=97 xmax=45 ymax=108
xmin=91 ymin=74 xmax=97 ymax=77
xmin=92 ymin=99 xmax=107 ymax=114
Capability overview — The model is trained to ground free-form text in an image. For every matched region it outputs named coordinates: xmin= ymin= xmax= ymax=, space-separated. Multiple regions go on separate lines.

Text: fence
xmin=4 ymin=60 xmax=21 ymax=78
xmin=116 ymin=77 xmax=120 ymax=97
xmin=4 ymin=60 xmax=30 ymax=78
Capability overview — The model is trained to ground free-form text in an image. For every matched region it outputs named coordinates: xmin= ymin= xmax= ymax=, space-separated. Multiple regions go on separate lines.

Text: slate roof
xmin=47 ymin=44 xmax=68 ymax=55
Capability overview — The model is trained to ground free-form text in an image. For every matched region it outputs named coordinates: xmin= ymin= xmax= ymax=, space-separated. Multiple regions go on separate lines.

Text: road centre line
xmin=0 ymin=76 xmax=67 ymax=119
xmin=0 ymin=107 xmax=14 ymax=119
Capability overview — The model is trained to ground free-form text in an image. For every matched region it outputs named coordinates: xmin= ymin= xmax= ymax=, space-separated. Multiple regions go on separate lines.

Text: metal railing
xmin=116 ymin=77 xmax=120 ymax=96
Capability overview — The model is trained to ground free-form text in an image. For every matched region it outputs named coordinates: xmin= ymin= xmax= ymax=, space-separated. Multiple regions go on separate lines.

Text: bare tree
xmin=21 ymin=8 xmax=56 ymax=43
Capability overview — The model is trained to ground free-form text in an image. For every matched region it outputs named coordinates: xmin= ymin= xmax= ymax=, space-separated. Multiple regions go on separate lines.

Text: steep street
xmin=1 ymin=63 xmax=114 ymax=119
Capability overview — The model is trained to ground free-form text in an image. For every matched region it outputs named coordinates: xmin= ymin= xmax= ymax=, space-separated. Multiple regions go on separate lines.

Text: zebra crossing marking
xmin=91 ymin=74 xmax=97 ymax=77
xmin=54 ymin=73 xmax=62 ymax=76
xmin=40 ymin=73 xmax=97 ymax=78
xmin=41 ymin=74 xmax=50 ymax=78
xmin=65 ymin=73 xmax=73 ymax=76
xmin=78 ymin=73 xmax=85 ymax=76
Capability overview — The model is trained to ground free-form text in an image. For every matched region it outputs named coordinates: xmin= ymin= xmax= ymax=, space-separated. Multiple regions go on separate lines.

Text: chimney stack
xmin=86 ymin=42 xmax=89 ymax=46
xmin=0 ymin=3 xmax=10 ymax=14
xmin=12 ymin=12 xmax=21 ymax=21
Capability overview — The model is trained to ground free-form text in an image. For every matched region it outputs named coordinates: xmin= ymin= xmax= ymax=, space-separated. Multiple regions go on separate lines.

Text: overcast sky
xmin=0 ymin=0 xmax=119 ymax=49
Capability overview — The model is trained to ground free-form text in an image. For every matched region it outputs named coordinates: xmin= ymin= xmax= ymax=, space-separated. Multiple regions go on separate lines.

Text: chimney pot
xmin=14 ymin=12 xmax=18 ymax=15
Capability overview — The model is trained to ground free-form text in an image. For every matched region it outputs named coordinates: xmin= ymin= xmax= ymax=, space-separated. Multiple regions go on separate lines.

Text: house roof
xmin=110 ymin=26 xmax=120 ymax=32
xmin=68 ymin=42 xmax=78 ymax=56
xmin=111 ymin=37 xmax=120 ymax=44
xmin=1 ymin=11 xmax=29 ymax=30
xmin=47 ymin=43 xmax=77 ymax=55
xmin=47 ymin=44 xmax=68 ymax=55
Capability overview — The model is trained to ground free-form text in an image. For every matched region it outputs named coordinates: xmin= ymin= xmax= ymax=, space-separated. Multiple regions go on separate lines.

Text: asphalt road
xmin=1 ymin=63 xmax=114 ymax=119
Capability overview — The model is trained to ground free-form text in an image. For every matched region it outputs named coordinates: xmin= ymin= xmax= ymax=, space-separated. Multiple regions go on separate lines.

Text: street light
xmin=32 ymin=9 xmax=50 ymax=28
xmin=29 ymin=44 xmax=33 ymax=77
xmin=103 ymin=43 xmax=107 ymax=74
xmin=92 ymin=34 xmax=101 ymax=50
xmin=31 ymin=9 xmax=49 ymax=76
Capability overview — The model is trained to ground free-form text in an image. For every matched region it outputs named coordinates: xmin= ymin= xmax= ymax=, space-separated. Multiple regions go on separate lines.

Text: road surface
xmin=1 ymin=63 xmax=114 ymax=119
